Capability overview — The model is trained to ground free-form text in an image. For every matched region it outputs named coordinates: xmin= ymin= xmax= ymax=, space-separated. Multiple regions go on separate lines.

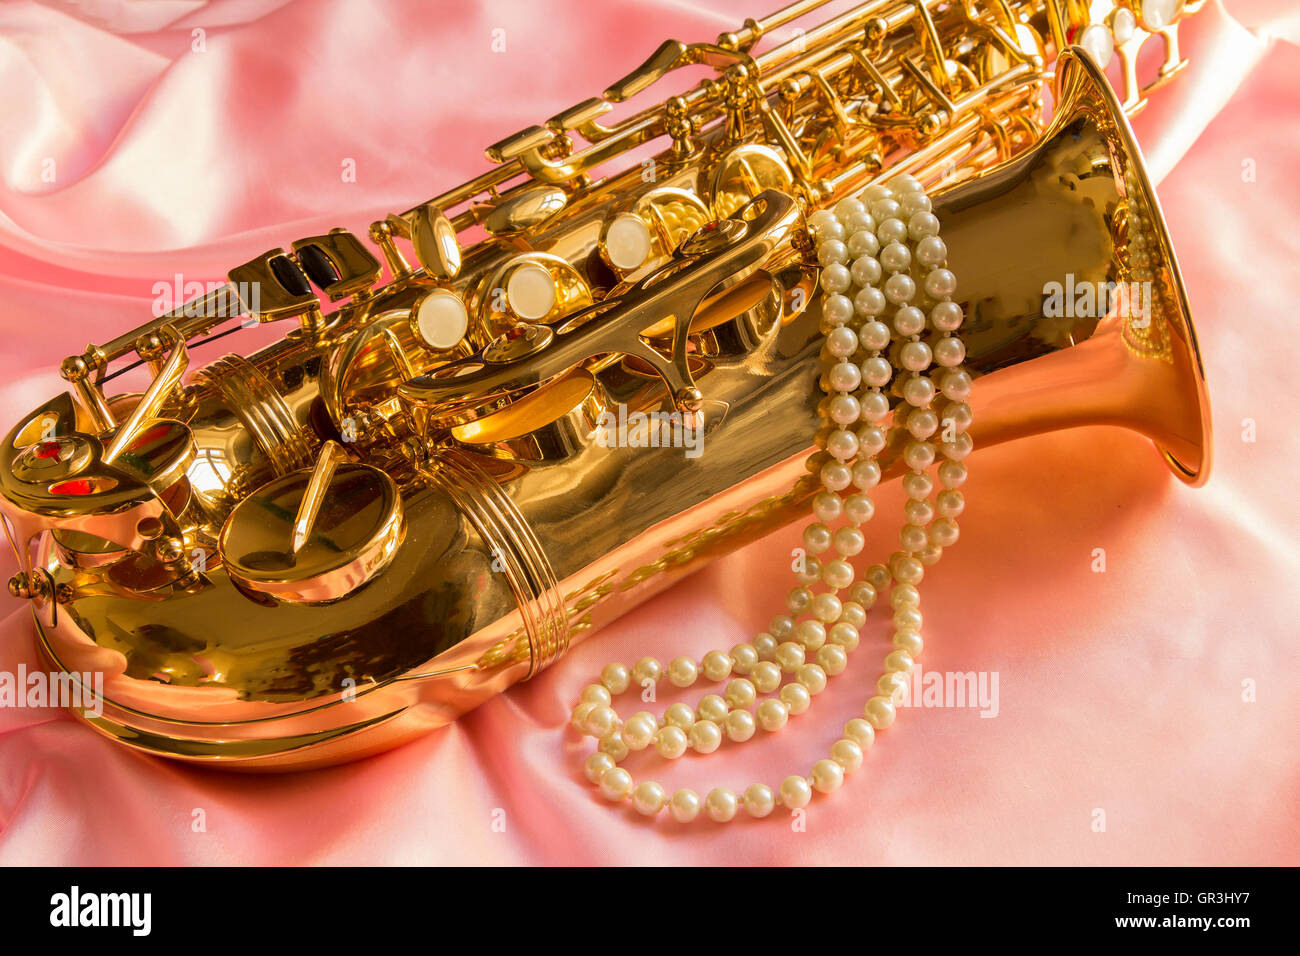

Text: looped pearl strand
xmin=572 ymin=175 xmax=973 ymax=823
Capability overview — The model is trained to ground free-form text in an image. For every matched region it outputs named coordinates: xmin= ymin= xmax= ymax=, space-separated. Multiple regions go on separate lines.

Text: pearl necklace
xmin=571 ymin=175 xmax=971 ymax=822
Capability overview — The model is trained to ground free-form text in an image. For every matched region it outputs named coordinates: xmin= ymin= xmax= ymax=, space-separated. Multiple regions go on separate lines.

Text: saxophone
xmin=0 ymin=0 xmax=1211 ymax=768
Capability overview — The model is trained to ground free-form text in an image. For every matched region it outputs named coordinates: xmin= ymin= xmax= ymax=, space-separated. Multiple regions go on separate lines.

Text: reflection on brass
xmin=0 ymin=2 xmax=1210 ymax=769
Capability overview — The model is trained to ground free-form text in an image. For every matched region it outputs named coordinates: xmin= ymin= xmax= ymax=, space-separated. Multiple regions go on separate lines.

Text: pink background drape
xmin=0 ymin=0 xmax=1296 ymax=865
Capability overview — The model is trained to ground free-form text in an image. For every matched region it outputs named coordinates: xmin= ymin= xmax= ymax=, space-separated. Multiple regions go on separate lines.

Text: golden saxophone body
xmin=0 ymin=0 xmax=1211 ymax=768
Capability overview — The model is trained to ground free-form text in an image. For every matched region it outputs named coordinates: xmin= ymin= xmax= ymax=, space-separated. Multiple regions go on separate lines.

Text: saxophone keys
xmin=709 ymin=144 xmax=793 ymax=219
xmin=219 ymin=457 xmax=404 ymax=605
xmin=411 ymin=288 xmax=471 ymax=353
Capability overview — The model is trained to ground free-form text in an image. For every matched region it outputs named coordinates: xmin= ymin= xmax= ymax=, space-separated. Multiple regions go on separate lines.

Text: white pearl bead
xmin=833 ymin=525 xmax=864 ymax=556
xmin=884 ymin=648 xmax=915 ymax=673
xmin=831 ymin=738 xmax=864 ymax=772
xmin=908 ymin=211 xmax=940 ymax=239
xmin=795 ymin=619 xmax=826 ymax=651
xmin=924 ymin=268 xmax=957 ymax=298
xmin=857 ymin=320 xmax=890 ymax=351
xmin=753 ymin=632 xmax=779 ymax=659
xmin=903 ymin=441 xmax=935 ymax=471
xmin=828 ymin=621 xmax=860 ymax=650
xmin=623 ymin=713 xmax=657 ymax=750
xmin=599 ymin=732 xmax=629 ymax=761
xmin=752 ymin=661 xmax=782 ymax=693
xmin=744 ymin=784 xmax=776 ymax=818
xmin=871 ymin=198 xmax=901 ymax=222
xmin=856 ymin=424 xmax=887 ymax=456
xmin=844 ymin=492 xmax=875 ymax=525
xmin=817 ymin=239 xmax=849 ymax=266
xmin=826 ymin=294 xmax=857 ymax=327
xmin=893 ymin=305 xmax=926 ymax=336
xmin=655 ymin=725 xmax=689 ymax=759
xmin=811 ymin=758 xmax=845 ymax=793
xmin=865 ymin=696 xmax=897 ymax=729
xmin=822 ymin=559 xmax=854 ymax=590
xmin=780 ymin=775 xmax=812 ymax=809
xmin=796 ymin=663 xmax=827 ymax=695
xmin=705 ymin=788 xmax=738 ymax=822
xmin=850 ymin=254 xmax=882 ymax=286
xmin=725 ymin=708 xmax=756 ymax=742
xmin=884 ymin=273 xmax=916 ymax=303
xmin=583 ymin=705 xmax=617 ymax=738
xmin=756 ymin=698 xmax=789 ymax=731
xmin=878 ymin=217 xmax=909 ymax=244
xmin=813 ymin=490 xmax=843 ymax=523
xmin=893 ymin=629 xmax=923 ymax=656
xmin=851 ymin=458 xmax=881 ymax=489
xmin=580 ymin=683 xmax=612 ymax=707
xmin=940 ymin=369 xmax=973 ymax=401
xmin=930 ymin=299 xmax=963 ymax=330
xmin=900 ymin=341 xmax=932 ymax=371
xmin=826 ymin=325 xmax=858 ymax=358
xmin=599 ymin=767 xmax=634 ymax=801
xmin=584 ymin=752 xmax=616 ymax=783
xmin=725 ymin=677 xmax=757 ymax=708
xmin=879 ymin=240 xmax=911 ymax=272
xmin=828 ymin=360 xmax=861 ymax=392
xmin=938 ymin=459 xmax=968 ymax=488
xmin=915 ymin=234 xmax=947 ymax=267
xmin=899 ymin=523 xmax=928 ymax=552
xmin=937 ymin=488 xmax=965 ymax=517
xmin=888 ymin=173 xmax=923 ymax=193
xmin=840 ymin=601 xmax=867 ymax=628
xmin=600 ymin=663 xmax=630 ymax=695
xmin=854 ymin=286 xmax=887 ymax=316
xmin=632 ymin=657 xmax=662 ymax=684
xmin=665 ymin=702 xmax=695 ymax=728
xmin=776 ymin=641 xmax=805 ymax=673
xmin=632 ymin=781 xmax=667 ymax=815
xmin=902 ymin=374 xmax=936 ymax=407
xmin=826 ymin=428 xmax=859 ymax=460
xmin=803 ymin=522 xmax=832 ymax=554
xmin=730 ymin=643 xmax=759 ymax=674
xmin=668 ymin=656 xmax=699 ymax=688
xmin=817 ymin=644 xmax=848 ymax=675
xmin=899 ymin=185 xmax=930 ymax=210
xmin=820 ymin=460 xmax=852 ymax=491
xmin=689 ymin=719 xmax=723 ymax=753
xmin=780 ymin=682 xmax=812 ymax=715
xmin=698 ymin=694 xmax=729 ymax=723
xmin=859 ymin=390 xmax=890 ymax=421
xmin=844 ymin=717 xmax=876 ymax=748
xmin=828 ymin=394 xmax=861 ymax=426
xmin=669 ymin=788 xmax=701 ymax=822
xmin=907 ymin=407 xmax=939 ymax=439
xmin=847 ymin=231 xmax=881 ymax=259
xmin=834 ymin=196 xmax=866 ymax=220
xmin=861 ymin=184 xmax=893 ymax=202
xmin=821 ymin=262 xmax=852 ymax=293
xmin=807 ymin=209 xmax=838 ymax=234
xmin=930 ymin=517 xmax=960 ymax=547
xmin=942 ymin=431 xmax=974 ymax=461
xmin=702 ymin=650 xmax=734 ymax=682
xmin=860 ymin=356 xmax=892 ymax=389
xmin=934 ymin=336 xmax=966 ymax=367
xmin=844 ymin=210 xmax=875 ymax=235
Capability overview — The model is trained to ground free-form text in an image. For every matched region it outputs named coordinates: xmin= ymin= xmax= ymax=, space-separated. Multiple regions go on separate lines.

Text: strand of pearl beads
xmin=572 ymin=174 xmax=972 ymax=823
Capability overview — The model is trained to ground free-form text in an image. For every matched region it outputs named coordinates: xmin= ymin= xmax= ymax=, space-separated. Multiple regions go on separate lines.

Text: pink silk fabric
xmin=0 ymin=0 xmax=1296 ymax=866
